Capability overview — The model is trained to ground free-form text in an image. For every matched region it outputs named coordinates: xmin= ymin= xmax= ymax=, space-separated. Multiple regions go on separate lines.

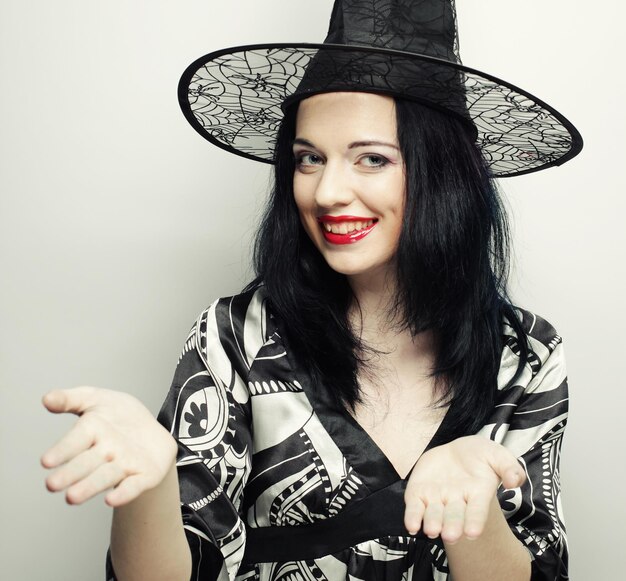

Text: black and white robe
xmin=107 ymin=287 xmax=568 ymax=580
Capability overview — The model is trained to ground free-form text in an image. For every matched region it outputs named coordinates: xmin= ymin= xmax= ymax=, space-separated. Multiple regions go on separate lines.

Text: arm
xmin=140 ymin=295 xmax=260 ymax=580
xmin=444 ymin=495 xmax=530 ymax=581
xmin=404 ymin=435 xmax=531 ymax=581
xmin=108 ymin=299 xmax=257 ymax=580
xmin=41 ymin=387 xmax=192 ymax=581
xmin=110 ymin=464 xmax=192 ymax=581
xmin=405 ymin=314 xmax=568 ymax=581
xmin=43 ymin=295 xmax=261 ymax=581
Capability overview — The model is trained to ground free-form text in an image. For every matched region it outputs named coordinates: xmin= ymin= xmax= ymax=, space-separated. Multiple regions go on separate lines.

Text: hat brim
xmin=178 ymin=43 xmax=583 ymax=178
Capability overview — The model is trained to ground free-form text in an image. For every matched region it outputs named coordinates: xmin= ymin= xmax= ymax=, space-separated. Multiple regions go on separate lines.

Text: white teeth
xmin=323 ymin=220 xmax=375 ymax=234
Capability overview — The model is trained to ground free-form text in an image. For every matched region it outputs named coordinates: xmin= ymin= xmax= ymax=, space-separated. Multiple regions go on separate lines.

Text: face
xmin=293 ymin=92 xmax=406 ymax=285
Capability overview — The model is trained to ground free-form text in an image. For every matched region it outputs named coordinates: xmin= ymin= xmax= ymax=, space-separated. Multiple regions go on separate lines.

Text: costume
xmin=178 ymin=0 xmax=583 ymax=177
xmin=103 ymin=2 xmax=575 ymax=578
xmin=106 ymin=287 xmax=569 ymax=581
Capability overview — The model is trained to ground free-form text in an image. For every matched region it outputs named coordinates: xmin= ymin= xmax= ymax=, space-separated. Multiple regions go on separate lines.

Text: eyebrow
xmin=292 ymin=138 xmax=399 ymax=151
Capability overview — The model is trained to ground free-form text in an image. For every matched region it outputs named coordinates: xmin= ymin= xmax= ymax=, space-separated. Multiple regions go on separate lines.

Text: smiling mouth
xmin=321 ymin=219 xmax=376 ymax=234
xmin=317 ymin=217 xmax=378 ymax=245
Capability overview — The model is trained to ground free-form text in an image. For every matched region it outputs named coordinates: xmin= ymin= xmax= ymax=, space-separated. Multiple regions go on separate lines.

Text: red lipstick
xmin=317 ymin=215 xmax=378 ymax=245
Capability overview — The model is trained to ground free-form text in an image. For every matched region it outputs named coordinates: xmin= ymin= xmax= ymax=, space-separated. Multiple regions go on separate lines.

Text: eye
xmin=359 ymin=154 xmax=389 ymax=168
xmin=295 ymin=152 xmax=324 ymax=167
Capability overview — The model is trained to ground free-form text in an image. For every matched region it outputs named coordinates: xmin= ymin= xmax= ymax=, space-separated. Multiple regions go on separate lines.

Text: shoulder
xmin=503 ymin=307 xmax=563 ymax=360
xmin=197 ymin=285 xmax=272 ymax=336
xmin=169 ymin=286 xmax=276 ymax=409
xmin=498 ymin=307 xmax=567 ymax=393
xmin=190 ymin=285 xmax=276 ymax=378
xmin=508 ymin=308 xmax=562 ymax=351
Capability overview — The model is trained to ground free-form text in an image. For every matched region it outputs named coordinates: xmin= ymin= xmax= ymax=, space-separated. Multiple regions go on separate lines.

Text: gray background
xmin=1 ymin=1 xmax=624 ymax=579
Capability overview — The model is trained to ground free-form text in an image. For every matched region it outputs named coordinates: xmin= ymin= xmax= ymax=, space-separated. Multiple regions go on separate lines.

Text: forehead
xmin=295 ymin=92 xmax=398 ymax=142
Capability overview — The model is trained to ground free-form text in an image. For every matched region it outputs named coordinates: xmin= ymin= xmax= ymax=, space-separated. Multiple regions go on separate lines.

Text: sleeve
xmin=106 ymin=293 xmax=264 ymax=581
xmin=490 ymin=313 xmax=569 ymax=581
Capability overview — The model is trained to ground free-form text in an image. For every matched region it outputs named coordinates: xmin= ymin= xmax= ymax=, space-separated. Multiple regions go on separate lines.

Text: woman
xmin=42 ymin=1 xmax=580 ymax=580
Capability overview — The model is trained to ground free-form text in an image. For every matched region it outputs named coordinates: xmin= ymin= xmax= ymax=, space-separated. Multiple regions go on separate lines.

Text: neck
xmin=347 ymin=269 xmax=397 ymax=328
xmin=347 ymin=271 xmax=437 ymax=373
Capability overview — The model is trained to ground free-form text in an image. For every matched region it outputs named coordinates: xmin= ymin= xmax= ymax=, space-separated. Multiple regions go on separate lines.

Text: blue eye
xmin=360 ymin=154 xmax=388 ymax=168
xmin=295 ymin=152 xmax=323 ymax=166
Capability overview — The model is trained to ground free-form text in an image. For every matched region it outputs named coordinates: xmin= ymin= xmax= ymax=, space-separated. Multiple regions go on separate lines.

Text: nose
xmin=313 ymin=160 xmax=354 ymax=209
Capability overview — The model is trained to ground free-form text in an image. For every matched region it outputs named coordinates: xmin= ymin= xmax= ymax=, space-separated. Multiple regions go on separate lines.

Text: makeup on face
xmin=292 ymin=92 xmax=406 ymax=282
xmin=317 ymin=215 xmax=378 ymax=245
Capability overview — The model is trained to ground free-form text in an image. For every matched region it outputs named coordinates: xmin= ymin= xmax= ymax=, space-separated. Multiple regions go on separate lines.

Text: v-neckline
xmin=341 ymin=401 xmax=454 ymax=481
xmin=276 ymin=322 xmax=459 ymax=491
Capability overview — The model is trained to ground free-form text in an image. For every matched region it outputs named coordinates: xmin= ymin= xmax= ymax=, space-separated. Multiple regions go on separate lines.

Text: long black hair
xmin=248 ymin=96 xmax=528 ymax=437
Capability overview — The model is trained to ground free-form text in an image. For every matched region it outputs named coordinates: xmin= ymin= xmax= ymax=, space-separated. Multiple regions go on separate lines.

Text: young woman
xmin=42 ymin=2 xmax=580 ymax=580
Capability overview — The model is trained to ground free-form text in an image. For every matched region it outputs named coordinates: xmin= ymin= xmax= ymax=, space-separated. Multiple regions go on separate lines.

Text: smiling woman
xmin=40 ymin=1 xmax=580 ymax=581
xmin=293 ymin=93 xmax=405 ymax=280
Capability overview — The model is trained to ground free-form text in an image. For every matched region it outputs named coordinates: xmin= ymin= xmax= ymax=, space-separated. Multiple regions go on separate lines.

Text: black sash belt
xmin=243 ymin=480 xmax=429 ymax=564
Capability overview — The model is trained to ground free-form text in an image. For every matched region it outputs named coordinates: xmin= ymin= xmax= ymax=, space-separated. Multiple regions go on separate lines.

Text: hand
xmin=41 ymin=387 xmax=177 ymax=507
xmin=404 ymin=435 xmax=525 ymax=544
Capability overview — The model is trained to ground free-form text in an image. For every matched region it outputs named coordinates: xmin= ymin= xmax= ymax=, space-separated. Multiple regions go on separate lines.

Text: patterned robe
xmin=107 ymin=286 xmax=568 ymax=580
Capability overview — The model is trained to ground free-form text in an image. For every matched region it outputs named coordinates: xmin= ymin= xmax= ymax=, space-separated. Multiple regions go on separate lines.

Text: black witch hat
xmin=178 ymin=0 xmax=582 ymax=177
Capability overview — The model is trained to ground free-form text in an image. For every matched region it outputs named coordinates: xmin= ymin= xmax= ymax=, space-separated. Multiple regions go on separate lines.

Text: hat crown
xmin=324 ymin=0 xmax=461 ymax=63
xmin=179 ymin=0 xmax=583 ymax=176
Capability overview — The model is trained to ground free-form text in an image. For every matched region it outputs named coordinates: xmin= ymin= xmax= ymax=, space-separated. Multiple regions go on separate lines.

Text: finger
xmin=440 ymin=499 xmax=466 ymax=544
xmin=105 ymin=474 xmax=150 ymax=507
xmin=46 ymin=446 xmax=110 ymax=492
xmin=65 ymin=461 xmax=126 ymax=505
xmin=41 ymin=416 xmax=97 ymax=469
xmin=422 ymin=501 xmax=445 ymax=539
xmin=502 ymin=463 xmax=526 ymax=490
xmin=42 ymin=387 xmax=97 ymax=415
xmin=404 ymin=496 xmax=426 ymax=535
xmin=463 ymin=490 xmax=493 ymax=539
xmin=488 ymin=444 xmax=525 ymax=489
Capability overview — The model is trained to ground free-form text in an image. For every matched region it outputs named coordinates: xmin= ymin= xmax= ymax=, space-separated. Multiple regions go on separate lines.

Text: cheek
xmin=370 ymin=174 xmax=405 ymax=220
xmin=298 ymin=213 xmax=319 ymax=243
xmin=385 ymin=179 xmax=406 ymax=241
xmin=292 ymin=187 xmax=318 ymax=240
xmin=293 ymin=178 xmax=317 ymax=220
xmin=392 ymin=174 xmax=407 ymax=218
xmin=292 ymin=175 xmax=308 ymax=212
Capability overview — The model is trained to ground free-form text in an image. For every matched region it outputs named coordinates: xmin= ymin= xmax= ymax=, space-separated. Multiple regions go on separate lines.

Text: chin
xmin=327 ymin=264 xmax=370 ymax=277
xmin=308 ymin=232 xmax=395 ymax=280
xmin=322 ymin=254 xmax=392 ymax=280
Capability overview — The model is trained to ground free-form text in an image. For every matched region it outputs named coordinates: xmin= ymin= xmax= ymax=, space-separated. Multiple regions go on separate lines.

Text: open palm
xmin=41 ymin=387 xmax=177 ymax=507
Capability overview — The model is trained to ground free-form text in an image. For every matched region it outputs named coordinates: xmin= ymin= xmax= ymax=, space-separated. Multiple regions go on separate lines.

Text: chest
xmin=351 ymin=374 xmax=447 ymax=479
xmin=244 ymin=334 xmax=449 ymax=526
